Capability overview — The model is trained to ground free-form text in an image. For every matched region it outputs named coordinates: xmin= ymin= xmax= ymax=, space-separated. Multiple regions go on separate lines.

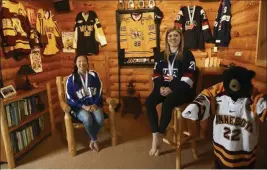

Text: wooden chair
xmin=56 ymin=76 xmax=118 ymax=157
xmin=156 ymin=67 xmax=225 ymax=169
xmin=150 ymin=68 xmax=201 ymax=169
xmin=160 ymin=104 xmax=198 ymax=169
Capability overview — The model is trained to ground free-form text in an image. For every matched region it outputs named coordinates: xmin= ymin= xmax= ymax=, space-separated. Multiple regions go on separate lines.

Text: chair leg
xmin=191 ymin=138 xmax=199 ymax=160
xmin=109 ymin=105 xmax=117 ymax=146
xmin=65 ymin=114 xmax=76 ymax=157
xmin=176 ymin=147 xmax=181 ymax=169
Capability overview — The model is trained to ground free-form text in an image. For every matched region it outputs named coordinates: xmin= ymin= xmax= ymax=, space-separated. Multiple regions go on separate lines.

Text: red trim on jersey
xmin=202 ymin=21 xmax=209 ymax=26
xmin=183 ymin=72 xmax=193 ymax=79
xmin=152 ymin=73 xmax=161 ymax=78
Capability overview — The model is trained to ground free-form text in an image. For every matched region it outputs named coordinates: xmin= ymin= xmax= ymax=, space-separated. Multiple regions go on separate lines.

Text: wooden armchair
xmin=56 ymin=76 xmax=118 ymax=157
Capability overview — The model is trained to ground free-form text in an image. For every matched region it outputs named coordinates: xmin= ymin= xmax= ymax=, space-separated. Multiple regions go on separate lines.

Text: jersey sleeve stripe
xmin=181 ymin=77 xmax=193 ymax=88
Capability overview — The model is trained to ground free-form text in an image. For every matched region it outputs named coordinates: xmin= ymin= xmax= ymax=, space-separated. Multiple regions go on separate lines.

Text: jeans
xmin=75 ymin=108 xmax=104 ymax=141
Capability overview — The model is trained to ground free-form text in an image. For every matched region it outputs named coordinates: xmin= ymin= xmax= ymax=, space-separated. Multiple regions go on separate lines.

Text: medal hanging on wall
xmin=187 ymin=6 xmax=195 ymax=30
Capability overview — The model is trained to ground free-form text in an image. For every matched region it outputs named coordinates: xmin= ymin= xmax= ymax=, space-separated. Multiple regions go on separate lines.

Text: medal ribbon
xmin=168 ymin=51 xmax=178 ymax=76
xmin=80 ymin=71 xmax=88 ymax=95
xmin=187 ymin=6 xmax=196 ymax=24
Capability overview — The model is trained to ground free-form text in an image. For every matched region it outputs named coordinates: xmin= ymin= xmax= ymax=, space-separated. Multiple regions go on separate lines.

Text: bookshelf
xmin=0 ymin=83 xmax=54 ymax=169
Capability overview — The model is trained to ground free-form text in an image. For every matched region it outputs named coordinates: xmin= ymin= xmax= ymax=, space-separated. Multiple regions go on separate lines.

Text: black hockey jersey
xmin=73 ymin=11 xmax=107 ymax=56
xmin=152 ymin=50 xmax=196 ymax=93
xmin=174 ymin=6 xmax=212 ymax=50
xmin=213 ymin=0 xmax=231 ymax=47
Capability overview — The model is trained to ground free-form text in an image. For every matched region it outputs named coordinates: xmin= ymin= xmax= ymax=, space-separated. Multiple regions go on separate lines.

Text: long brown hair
xmin=164 ymin=27 xmax=184 ymax=61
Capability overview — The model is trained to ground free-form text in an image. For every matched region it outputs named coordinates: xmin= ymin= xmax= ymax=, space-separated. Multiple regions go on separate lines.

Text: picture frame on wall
xmin=26 ymin=7 xmax=37 ymax=27
xmin=0 ymin=85 xmax=17 ymax=99
xmin=116 ymin=8 xmax=161 ymax=66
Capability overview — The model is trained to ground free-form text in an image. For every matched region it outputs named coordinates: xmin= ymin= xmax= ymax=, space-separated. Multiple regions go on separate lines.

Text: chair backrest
xmin=56 ymin=76 xmax=71 ymax=113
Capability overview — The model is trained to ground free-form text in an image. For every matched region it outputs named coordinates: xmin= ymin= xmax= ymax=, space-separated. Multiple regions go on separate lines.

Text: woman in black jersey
xmin=146 ymin=27 xmax=197 ymax=156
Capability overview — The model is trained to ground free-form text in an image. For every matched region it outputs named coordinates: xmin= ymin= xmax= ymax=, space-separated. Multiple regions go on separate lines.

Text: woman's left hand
xmin=161 ymin=87 xmax=172 ymax=96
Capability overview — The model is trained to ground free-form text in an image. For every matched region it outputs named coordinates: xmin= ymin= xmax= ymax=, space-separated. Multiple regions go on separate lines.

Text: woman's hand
xmin=160 ymin=87 xmax=172 ymax=96
xmin=91 ymin=104 xmax=98 ymax=112
xmin=82 ymin=104 xmax=98 ymax=112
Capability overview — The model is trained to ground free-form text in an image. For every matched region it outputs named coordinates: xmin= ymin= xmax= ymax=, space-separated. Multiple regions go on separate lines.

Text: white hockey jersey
xmin=182 ymin=82 xmax=267 ymax=168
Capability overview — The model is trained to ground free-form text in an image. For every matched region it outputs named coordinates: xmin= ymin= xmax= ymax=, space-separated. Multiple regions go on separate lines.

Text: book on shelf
xmin=9 ymin=116 xmax=45 ymax=153
xmin=4 ymin=95 xmax=41 ymax=128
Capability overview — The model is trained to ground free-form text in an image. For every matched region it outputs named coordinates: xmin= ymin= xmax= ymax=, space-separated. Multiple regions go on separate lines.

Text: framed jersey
xmin=116 ymin=8 xmax=161 ymax=66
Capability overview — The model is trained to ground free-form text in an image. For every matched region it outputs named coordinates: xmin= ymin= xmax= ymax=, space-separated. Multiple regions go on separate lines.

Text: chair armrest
xmin=106 ymin=97 xmax=119 ymax=109
xmin=61 ymin=100 xmax=71 ymax=113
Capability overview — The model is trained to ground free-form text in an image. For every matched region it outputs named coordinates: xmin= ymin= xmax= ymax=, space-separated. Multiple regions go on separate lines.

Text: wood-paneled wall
xmin=55 ymin=0 xmax=221 ymax=107
xmin=212 ymin=1 xmax=266 ymax=92
xmin=0 ymin=0 xmax=62 ymax=120
xmin=1 ymin=0 xmax=265 ymax=117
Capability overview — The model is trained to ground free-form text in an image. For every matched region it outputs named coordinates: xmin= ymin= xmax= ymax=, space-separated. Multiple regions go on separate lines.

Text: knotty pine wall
xmin=1 ymin=0 xmax=266 ymax=116
xmin=0 ymin=0 xmax=63 ymax=122
xmin=212 ymin=1 xmax=266 ymax=93
xmin=55 ymin=0 xmax=221 ymax=110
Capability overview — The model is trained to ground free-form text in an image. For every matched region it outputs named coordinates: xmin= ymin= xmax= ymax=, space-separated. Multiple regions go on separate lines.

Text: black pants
xmin=145 ymin=88 xmax=192 ymax=134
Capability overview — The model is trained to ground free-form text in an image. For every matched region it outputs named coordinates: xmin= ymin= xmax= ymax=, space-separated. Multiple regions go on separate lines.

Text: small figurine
xmin=127 ymin=79 xmax=136 ymax=96
xmin=118 ymin=0 xmax=125 ymax=9
xmin=138 ymin=0 xmax=145 ymax=8
xmin=128 ymin=0 xmax=135 ymax=9
xmin=148 ymin=0 xmax=155 ymax=8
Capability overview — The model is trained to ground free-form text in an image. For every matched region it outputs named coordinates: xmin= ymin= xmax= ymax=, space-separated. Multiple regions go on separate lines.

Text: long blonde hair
xmin=164 ymin=27 xmax=184 ymax=61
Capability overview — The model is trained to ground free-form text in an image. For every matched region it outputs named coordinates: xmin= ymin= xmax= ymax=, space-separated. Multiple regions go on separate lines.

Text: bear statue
xmin=182 ymin=66 xmax=267 ymax=169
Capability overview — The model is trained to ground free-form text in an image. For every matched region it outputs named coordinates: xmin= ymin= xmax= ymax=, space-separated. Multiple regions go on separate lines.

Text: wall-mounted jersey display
xmin=1 ymin=0 xmax=37 ymax=60
xmin=120 ymin=12 xmax=156 ymax=58
xmin=73 ymin=11 xmax=107 ymax=56
xmin=36 ymin=9 xmax=62 ymax=55
xmin=213 ymin=0 xmax=231 ymax=47
xmin=175 ymin=6 xmax=212 ymax=50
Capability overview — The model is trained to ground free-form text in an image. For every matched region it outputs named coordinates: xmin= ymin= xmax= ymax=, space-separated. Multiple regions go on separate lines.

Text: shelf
xmin=8 ymin=109 xmax=48 ymax=133
xmin=3 ymin=87 xmax=46 ymax=105
xmin=14 ymin=131 xmax=50 ymax=159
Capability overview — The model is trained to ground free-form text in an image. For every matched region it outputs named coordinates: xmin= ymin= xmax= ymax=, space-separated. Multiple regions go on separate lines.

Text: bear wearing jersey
xmin=182 ymin=66 xmax=267 ymax=169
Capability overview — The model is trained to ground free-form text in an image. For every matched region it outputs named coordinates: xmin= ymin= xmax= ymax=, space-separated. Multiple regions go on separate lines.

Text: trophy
xmin=138 ymin=0 xmax=145 ymax=9
xmin=148 ymin=0 xmax=155 ymax=8
xmin=128 ymin=0 xmax=135 ymax=9
xmin=118 ymin=0 xmax=125 ymax=9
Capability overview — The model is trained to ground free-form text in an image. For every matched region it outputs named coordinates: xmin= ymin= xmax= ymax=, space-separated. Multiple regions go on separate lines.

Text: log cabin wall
xmin=212 ymin=1 xmax=266 ymax=92
xmin=55 ymin=0 xmax=221 ymax=110
xmin=0 ymin=0 xmax=63 ymax=122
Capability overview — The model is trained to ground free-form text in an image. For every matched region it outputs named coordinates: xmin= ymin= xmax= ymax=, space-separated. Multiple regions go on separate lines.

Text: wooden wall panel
xmin=212 ymin=1 xmax=266 ymax=89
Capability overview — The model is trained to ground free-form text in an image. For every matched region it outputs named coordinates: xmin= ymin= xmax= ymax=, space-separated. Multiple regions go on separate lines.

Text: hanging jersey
xmin=213 ymin=0 xmax=231 ymax=47
xmin=120 ymin=12 xmax=156 ymax=58
xmin=73 ymin=11 xmax=107 ymax=56
xmin=1 ymin=0 xmax=36 ymax=60
xmin=174 ymin=6 xmax=212 ymax=50
xmin=36 ymin=9 xmax=62 ymax=55
xmin=182 ymin=83 xmax=267 ymax=168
